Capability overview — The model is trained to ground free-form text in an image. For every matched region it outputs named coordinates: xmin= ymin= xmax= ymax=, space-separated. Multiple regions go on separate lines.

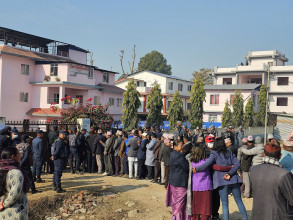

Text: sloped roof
xmin=204 ymin=84 xmax=261 ymax=90
xmin=98 ymin=83 xmax=125 ymax=93
xmin=128 ymin=71 xmax=192 ymax=83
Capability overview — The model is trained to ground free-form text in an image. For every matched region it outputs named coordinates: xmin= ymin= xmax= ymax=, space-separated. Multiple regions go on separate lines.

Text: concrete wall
xmin=68 ymin=49 xmax=87 ymax=65
xmin=269 ymin=73 xmax=293 ymax=93
xmin=269 ymin=94 xmax=293 ymax=113
xmin=215 ymin=75 xmax=237 ymax=85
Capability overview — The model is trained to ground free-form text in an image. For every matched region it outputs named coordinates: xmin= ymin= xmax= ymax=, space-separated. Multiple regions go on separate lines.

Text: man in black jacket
xmin=93 ymin=129 xmax=105 ymax=174
xmin=48 ymin=125 xmax=59 ymax=173
xmin=86 ymin=127 xmax=96 ymax=173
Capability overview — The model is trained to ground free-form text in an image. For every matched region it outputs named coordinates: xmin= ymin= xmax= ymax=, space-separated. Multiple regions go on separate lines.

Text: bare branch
xmin=119 ymin=50 xmax=126 ymax=75
xmin=131 ymin=45 xmax=136 ymax=74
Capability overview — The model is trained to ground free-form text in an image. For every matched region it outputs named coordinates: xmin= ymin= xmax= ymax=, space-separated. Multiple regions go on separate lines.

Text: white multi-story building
xmin=115 ymin=71 xmax=193 ymax=119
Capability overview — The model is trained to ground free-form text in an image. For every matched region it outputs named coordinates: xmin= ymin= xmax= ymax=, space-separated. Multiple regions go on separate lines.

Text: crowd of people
xmin=0 ymin=122 xmax=293 ymax=220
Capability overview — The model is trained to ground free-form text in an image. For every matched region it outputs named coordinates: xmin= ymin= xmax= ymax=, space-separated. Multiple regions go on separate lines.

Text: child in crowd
xmin=166 ymin=140 xmax=190 ymax=220
xmin=190 ymin=147 xmax=212 ymax=220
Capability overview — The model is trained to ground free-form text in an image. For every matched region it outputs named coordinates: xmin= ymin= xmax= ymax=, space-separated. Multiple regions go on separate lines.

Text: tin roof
xmin=204 ymin=84 xmax=261 ymax=90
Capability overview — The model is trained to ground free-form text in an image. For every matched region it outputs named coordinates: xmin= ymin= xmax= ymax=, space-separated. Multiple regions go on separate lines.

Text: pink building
xmin=0 ymin=27 xmax=124 ymax=122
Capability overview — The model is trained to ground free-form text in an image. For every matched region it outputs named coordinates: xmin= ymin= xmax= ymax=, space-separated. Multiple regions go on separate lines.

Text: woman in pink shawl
xmin=166 ymin=140 xmax=190 ymax=220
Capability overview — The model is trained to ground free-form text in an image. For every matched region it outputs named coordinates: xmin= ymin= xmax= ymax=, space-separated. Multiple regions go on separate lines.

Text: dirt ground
xmin=28 ymin=170 xmax=253 ymax=220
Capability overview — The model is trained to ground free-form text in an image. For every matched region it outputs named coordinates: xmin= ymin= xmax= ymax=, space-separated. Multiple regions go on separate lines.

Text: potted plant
xmin=44 ymin=75 xmax=51 ymax=81
xmin=55 ymin=76 xmax=61 ymax=82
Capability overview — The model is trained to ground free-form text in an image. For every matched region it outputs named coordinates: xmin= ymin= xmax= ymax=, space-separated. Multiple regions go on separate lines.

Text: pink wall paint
xmin=68 ymin=49 xmax=87 ymax=64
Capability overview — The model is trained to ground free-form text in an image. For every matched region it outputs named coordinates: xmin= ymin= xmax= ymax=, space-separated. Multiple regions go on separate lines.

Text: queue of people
xmin=0 ymin=123 xmax=293 ymax=220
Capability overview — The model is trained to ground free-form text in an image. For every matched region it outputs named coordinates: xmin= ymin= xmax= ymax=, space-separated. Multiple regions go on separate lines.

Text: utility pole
xmin=264 ymin=63 xmax=270 ymax=145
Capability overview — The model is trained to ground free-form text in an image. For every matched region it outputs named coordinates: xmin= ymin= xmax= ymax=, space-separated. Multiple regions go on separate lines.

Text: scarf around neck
xmin=263 ymin=156 xmax=283 ymax=168
xmin=0 ymin=159 xmax=29 ymax=193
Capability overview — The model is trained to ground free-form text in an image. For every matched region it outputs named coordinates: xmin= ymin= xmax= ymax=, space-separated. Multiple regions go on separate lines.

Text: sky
xmin=1 ymin=0 xmax=293 ymax=80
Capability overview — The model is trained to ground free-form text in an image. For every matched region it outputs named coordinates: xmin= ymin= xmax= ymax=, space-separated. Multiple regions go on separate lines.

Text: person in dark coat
xmin=69 ymin=127 xmax=82 ymax=174
xmin=48 ymin=125 xmax=59 ymax=173
xmin=153 ymin=133 xmax=163 ymax=183
xmin=11 ymin=128 xmax=21 ymax=147
xmin=250 ymin=142 xmax=293 ymax=220
xmin=85 ymin=127 xmax=96 ymax=173
xmin=127 ymin=130 xmax=140 ymax=179
xmin=79 ymin=129 xmax=87 ymax=172
xmin=159 ymin=134 xmax=173 ymax=189
xmin=0 ymin=128 xmax=10 ymax=156
xmin=225 ymin=138 xmax=238 ymax=157
xmin=52 ymin=130 xmax=67 ymax=193
xmin=93 ymin=129 xmax=105 ymax=174
xmin=137 ymin=132 xmax=148 ymax=179
xmin=32 ymin=130 xmax=45 ymax=183
xmin=113 ymin=130 xmax=123 ymax=176
xmin=16 ymin=134 xmax=40 ymax=194
xmin=182 ymin=135 xmax=193 ymax=156
xmin=102 ymin=131 xmax=116 ymax=175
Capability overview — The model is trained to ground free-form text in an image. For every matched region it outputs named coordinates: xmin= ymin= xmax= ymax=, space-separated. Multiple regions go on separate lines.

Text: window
xmin=76 ymin=95 xmax=83 ymax=104
xmin=178 ymin=83 xmax=183 ymax=91
xmin=19 ymin=92 xmax=28 ymax=102
xmin=187 ymin=103 xmax=191 ymax=110
xmin=210 ymin=95 xmax=219 ymax=105
xmin=53 ymin=93 xmax=60 ymax=104
xmin=277 ymin=77 xmax=289 ymax=86
xmin=187 ymin=85 xmax=192 ymax=92
xmin=109 ymin=98 xmax=115 ymax=106
xmin=136 ymin=81 xmax=140 ymax=87
xmin=88 ymin=67 xmax=93 ymax=78
xmin=50 ymin=64 xmax=58 ymax=76
xmin=230 ymin=95 xmax=235 ymax=105
xmin=223 ymin=78 xmax=232 ymax=85
xmin=144 ymin=82 xmax=147 ymax=87
xmin=94 ymin=96 xmax=100 ymax=105
xmin=103 ymin=73 xmax=109 ymax=83
xmin=277 ymin=97 xmax=288 ymax=106
xmin=167 ymin=101 xmax=172 ymax=109
xmin=168 ymin=82 xmax=173 ymax=90
xmin=116 ymin=98 xmax=122 ymax=107
xmin=21 ymin=64 xmax=29 ymax=75
xmin=208 ymin=114 xmax=217 ymax=122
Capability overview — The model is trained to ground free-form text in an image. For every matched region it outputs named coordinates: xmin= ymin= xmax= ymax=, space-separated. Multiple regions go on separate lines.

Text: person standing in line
xmin=101 ymin=131 xmax=115 ymax=176
xmin=85 ymin=127 xmax=96 ymax=173
xmin=92 ymin=129 xmax=105 ymax=174
xmin=165 ymin=140 xmax=189 ymax=220
xmin=113 ymin=130 xmax=123 ymax=176
xmin=52 ymin=130 xmax=67 ymax=193
xmin=120 ymin=132 xmax=129 ymax=177
xmin=11 ymin=128 xmax=21 ymax=147
xmin=0 ymin=147 xmax=29 ymax=220
xmin=194 ymin=138 xmax=248 ymax=220
xmin=48 ymin=125 xmax=59 ymax=174
xmin=153 ymin=133 xmax=163 ymax=183
xmin=16 ymin=134 xmax=40 ymax=194
xmin=69 ymin=127 xmax=82 ymax=174
xmin=235 ymin=126 xmax=244 ymax=147
xmin=32 ymin=130 xmax=45 ymax=183
xmin=280 ymin=135 xmax=293 ymax=173
xmin=145 ymin=132 xmax=157 ymax=181
xmin=127 ymin=130 xmax=140 ymax=179
xmin=237 ymin=138 xmax=248 ymax=196
xmin=137 ymin=132 xmax=148 ymax=179
xmin=160 ymin=134 xmax=173 ymax=189
xmin=79 ymin=129 xmax=87 ymax=172
xmin=250 ymin=142 xmax=293 ymax=220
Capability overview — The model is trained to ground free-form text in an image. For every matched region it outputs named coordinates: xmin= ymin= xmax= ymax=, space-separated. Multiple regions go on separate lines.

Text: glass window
xmin=136 ymin=81 xmax=140 ymax=87
xmin=277 ymin=77 xmax=289 ymax=86
xmin=103 ymin=73 xmax=109 ymax=83
xmin=21 ymin=64 xmax=29 ymax=75
xmin=109 ymin=98 xmax=115 ymax=106
xmin=144 ymin=82 xmax=147 ymax=87
xmin=209 ymin=114 xmax=217 ymax=122
xmin=178 ymin=83 xmax=183 ymax=91
xmin=277 ymin=97 xmax=288 ymax=106
xmin=76 ymin=95 xmax=83 ymax=104
xmin=116 ymin=98 xmax=122 ymax=107
xmin=50 ymin=64 xmax=58 ymax=76
xmin=88 ymin=67 xmax=94 ymax=78
xmin=210 ymin=95 xmax=219 ymax=105
xmin=187 ymin=103 xmax=191 ymax=110
xmin=19 ymin=92 xmax=28 ymax=102
xmin=168 ymin=82 xmax=173 ymax=90
xmin=187 ymin=85 xmax=192 ymax=92
xmin=223 ymin=78 xmax=232 ymax=85
xmin=53 ymin=93 xmax=60 ymax=104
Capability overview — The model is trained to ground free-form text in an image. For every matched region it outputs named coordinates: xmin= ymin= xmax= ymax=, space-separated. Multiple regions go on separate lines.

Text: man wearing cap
xmin=236 ymin=126 xmax=244 ymax=147
xmin=182 ymin=135 xmax=193 ymax=156
xmin=267 ymin=133 xmax=274 ymax=143
xmin=225 ymin=138 xmax=238 ymax=157
xmin=0 ymin=127 xmax=11 ymax=156
xmin=159 ymin=133 xmax=173 ymax=188
xmin=221 ymin=127 xmax=230 ymax=139
xmin=127 ymin=130 xmax=140 ymax=179
xmin=174 ymin=121 xmax=183 ymax=140
xmin=79 ymin=129 xmax=87 ymax=172
xmin=52 ymin=130 xmax=67 ymax=193
xmin=11 ymin=128 xmax=21 ymax=147
xmin=242 ymin=136 xmax=264 ymax=166
xmin=153 ymin=132 xmax=163 ymax=183
xmin=16 ymin=134 xmax=40 ymax=194
xmin=145 ymin=132 xmax=157 ymax=181
xmin=280 ymin=133 xmax=293 ymax=173
xmin=32 ymin=130 xmax=45 ymax=183
xmin=228 ymin=126 xmax=235 ymax=144
xmin=69 ymin=127 xmax=82 ymax=174
xmin=250 ymin=142 xmax=293 ymax=220
xmin=137 ymin=132 xmax=148 ymax=179
xmin=101 ymin=131 xmax=116 ymax=176
xmin=48 ymin=125 xmax=59 ymax=173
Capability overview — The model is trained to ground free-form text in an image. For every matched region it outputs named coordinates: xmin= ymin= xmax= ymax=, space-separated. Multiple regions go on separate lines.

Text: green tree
xmin=121 ymin=79 xmax=141 ymax=131
xmin=243 ymin=97 xmax=255 ymax=128
xmin=189 ymin=77 xmax=206 ymax=129
xmin=146 ymin=82 xmax=163 ymax=125
xmin=255 ymin=84 xmax=267 ymax=126
xmin=192 ymin=68 xmax=213 ymax=85
xmin=137 ymin=50 xmax=172 ymax=75
xmin=232 ymin=90 xmax=244 ymax=127
xmin=221 ymin=100 xmax=232 ymax=128
xmin=167 ymin=91 xmax=184 ymax=128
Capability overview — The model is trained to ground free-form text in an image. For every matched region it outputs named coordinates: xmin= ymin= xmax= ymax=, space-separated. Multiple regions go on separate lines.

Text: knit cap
xmin=267 ymin=133 xmax=274 ymax=139
xmin=247 ymin=136 xmax=254 ymax=141
xmin=242 ymin=137 xmax=248 ymax=143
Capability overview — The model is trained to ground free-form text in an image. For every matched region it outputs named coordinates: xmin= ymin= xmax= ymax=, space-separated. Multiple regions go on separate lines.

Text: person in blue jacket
xmin=32 ymin=130 xmax=45 ymax=183
xmin=137 ymin=132 xmax=149 ymax=179
xmin=52 ymin=130 xmax=67 ymax=193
